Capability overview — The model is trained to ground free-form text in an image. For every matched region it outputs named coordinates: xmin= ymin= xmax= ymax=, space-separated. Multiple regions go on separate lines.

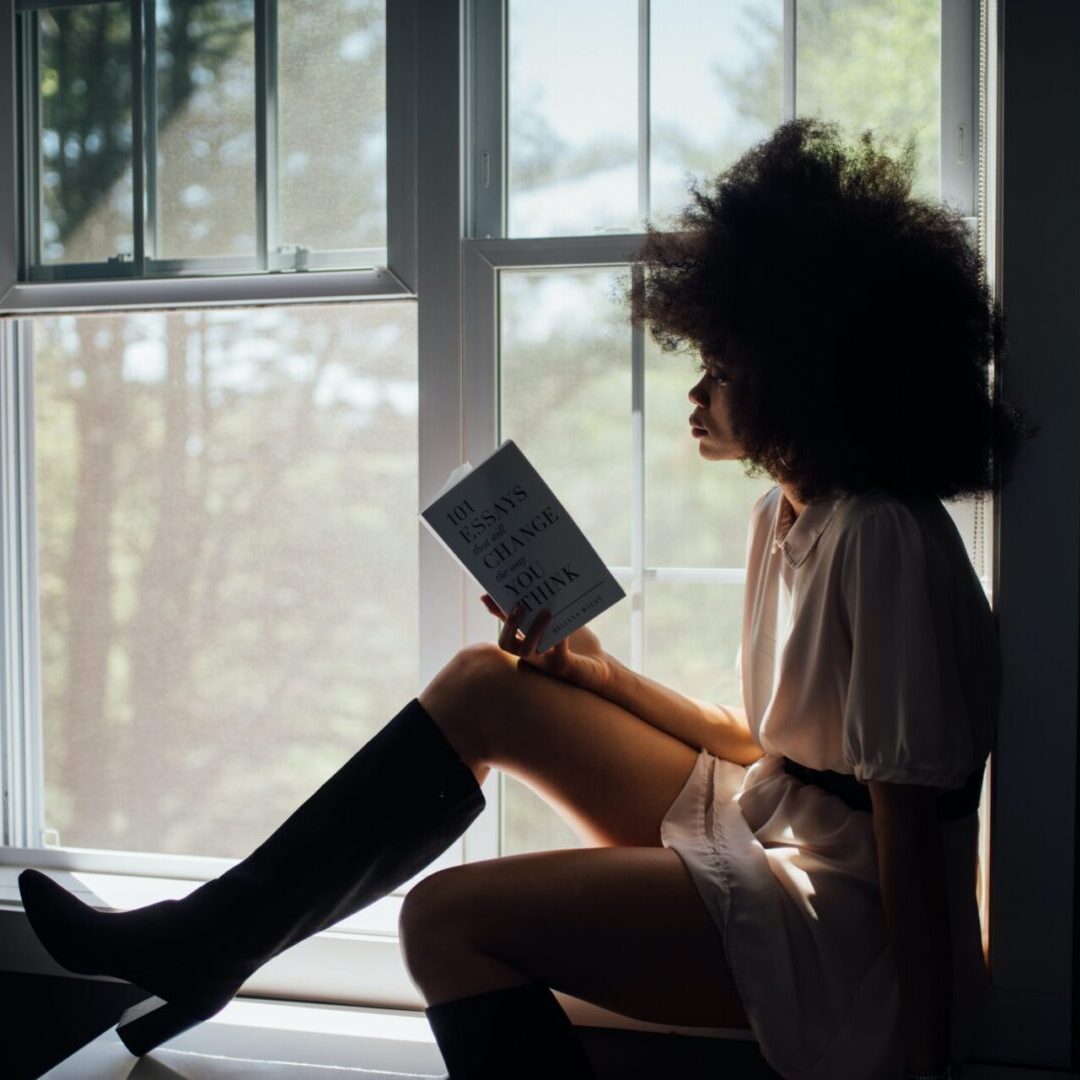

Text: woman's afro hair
xmin=630 ymin=116 xmax=1037 ymax=504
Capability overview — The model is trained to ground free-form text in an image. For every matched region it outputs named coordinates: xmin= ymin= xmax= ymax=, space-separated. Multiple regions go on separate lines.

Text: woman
xmin=19 ymin=118 xmax=1033 ymax=1079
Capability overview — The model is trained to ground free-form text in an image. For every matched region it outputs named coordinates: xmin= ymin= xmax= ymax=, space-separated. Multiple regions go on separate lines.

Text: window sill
xmin=39 ymin=995 xmax=452 ymax=1078
xmin=0 ymin=863 xmax=753 ymax=1041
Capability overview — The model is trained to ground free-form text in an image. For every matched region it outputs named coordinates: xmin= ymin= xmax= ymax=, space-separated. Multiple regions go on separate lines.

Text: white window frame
xmin=1 ymin=0 xmax=1077 ymax=1067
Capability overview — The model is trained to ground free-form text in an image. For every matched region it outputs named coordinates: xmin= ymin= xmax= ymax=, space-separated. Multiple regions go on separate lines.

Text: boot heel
xmin=116 ymin=994 xmax=205 ymax=1056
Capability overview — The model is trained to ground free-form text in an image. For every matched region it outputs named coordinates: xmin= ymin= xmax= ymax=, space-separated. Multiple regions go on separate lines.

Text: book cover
xmin=420 ymin=439 xmax=626 ymax=654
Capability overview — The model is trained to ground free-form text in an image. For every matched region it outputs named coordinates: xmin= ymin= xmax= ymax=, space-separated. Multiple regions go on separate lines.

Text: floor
xmin=3 ymin=972 xmax=1076 ymax=1080
xmin=0 ymin=972 xmax=783 ymax=1080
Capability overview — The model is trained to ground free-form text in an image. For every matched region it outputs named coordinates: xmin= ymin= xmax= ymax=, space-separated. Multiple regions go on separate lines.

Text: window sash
xmin=468 ymin=0 xmax=978 ymax=242
xmin=8 ymin=0 xmax=413 ymax=290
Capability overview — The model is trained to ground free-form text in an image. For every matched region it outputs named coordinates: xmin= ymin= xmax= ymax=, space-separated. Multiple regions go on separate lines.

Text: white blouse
xmin=660 ymin=483 xmax=998 ymax=1078
xmin=741 ymin=485 xmax=1000 ymax=791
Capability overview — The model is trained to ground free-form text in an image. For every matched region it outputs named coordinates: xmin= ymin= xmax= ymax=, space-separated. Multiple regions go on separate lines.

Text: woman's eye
xmin=696 ymin=359 xmax=728 ymax=384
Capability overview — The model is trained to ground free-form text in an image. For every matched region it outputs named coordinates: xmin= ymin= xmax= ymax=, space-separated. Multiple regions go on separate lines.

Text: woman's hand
xmin=480 ymin=593 xmax=616 ymax=695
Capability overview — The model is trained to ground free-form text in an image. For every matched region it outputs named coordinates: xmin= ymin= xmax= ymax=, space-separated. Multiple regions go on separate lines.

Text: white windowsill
xmin=0 ymin=863 xmax=754 ymax=1041
xmin=43 ymin=996 xmax=450 ymax=1078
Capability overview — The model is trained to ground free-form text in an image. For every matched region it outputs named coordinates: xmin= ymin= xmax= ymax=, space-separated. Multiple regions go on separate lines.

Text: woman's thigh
xmin=399 ymin=845 xmax=751 ymax=1031
xmin=419 ymin=643 xmax=704 ymax=848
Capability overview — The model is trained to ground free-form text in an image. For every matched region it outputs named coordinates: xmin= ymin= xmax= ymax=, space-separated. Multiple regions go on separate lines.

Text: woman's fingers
xmin=482 ymin=594 xmax=510 ymax=622
xmin=521 ymin=608 xmax=551 ymax=655
xmin=498 ymin=602 xmax=526 ymax=651
xmin=484 ymin=595 xmax=552 ymax=658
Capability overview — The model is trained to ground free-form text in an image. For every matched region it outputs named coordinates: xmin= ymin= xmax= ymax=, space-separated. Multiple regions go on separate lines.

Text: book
xmin=420 ymin=439 xmax=626 ymax=655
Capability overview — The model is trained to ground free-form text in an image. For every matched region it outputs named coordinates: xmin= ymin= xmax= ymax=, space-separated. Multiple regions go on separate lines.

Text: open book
xmin=420 ymin=439 xmax=626 ymax=654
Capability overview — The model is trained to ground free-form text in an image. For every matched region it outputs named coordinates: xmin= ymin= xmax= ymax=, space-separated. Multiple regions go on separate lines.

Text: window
xmin=2 ymin=0 xmax=996 ymax=1016
xmin=16 ymin=0 xmax=389 ymax=279
xmin=469 ymin=0 xmax=987 ymax=859
xmin=1 ymin=0 xmax=429 ymax=930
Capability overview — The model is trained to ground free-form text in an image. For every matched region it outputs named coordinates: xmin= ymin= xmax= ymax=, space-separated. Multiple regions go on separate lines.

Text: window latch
xmin=277 ymin=245 xmax=311 ymax=272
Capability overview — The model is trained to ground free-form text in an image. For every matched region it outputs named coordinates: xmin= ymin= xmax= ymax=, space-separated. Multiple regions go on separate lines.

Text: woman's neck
xmin=780 ymin=482 xmax=807 ymax=517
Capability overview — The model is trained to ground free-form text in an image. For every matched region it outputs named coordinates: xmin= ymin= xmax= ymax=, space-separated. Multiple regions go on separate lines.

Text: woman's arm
xmin=596 ymin=652 xmax=766 ymax=766
xmin=868 ymin=779 xmax=952 ymax=1075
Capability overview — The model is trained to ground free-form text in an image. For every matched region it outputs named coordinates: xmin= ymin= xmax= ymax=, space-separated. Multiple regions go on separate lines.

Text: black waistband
xmin=781 ymin=757 xmax=985 ymax=820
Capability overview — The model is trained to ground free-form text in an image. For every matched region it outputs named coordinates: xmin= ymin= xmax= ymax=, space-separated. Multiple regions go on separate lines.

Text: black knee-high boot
xmin=425 ymin=983 xmax=598 ymax=1079
xmin=18 ymin=697 xmax=486 ymax=1057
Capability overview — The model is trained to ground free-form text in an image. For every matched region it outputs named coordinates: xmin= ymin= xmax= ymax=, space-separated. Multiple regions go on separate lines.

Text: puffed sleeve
xmin=839 ymin=499 xmax=976 ymax=790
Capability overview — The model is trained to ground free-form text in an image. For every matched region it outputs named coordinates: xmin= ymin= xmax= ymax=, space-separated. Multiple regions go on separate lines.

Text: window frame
xmin=2 ymin=0 xmax=1077 ymax=1067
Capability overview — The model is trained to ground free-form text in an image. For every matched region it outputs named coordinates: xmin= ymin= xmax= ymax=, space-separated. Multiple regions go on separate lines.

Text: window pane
xmin=34 ymin=303 xmax=418 ymax=859
xmin=154 ymin=0 xmax=256 ymax=260
xmin=645 ymin=338 xmax=774 ymax=567
xmin=644 ymin=580 xmax=742 ymax=707
xmin=278 ymin=0 xmax=387 ymax=254
xmin=502 ymin=778 xmax=582 ymax=855
xmin=650 ymin=0 xmax=783 ymax=227
xmin=499 ymin=268 xmax=632 ymax=568
xmin=796 ymin=0 xmax=941 ymax=200
xmin=503 ymin=0 xmax=942 ymax=237
xmin=37 ymin=2 xmax=134 ymax=265
xmin=508 ymin=0 xmax=638 ymax=237
xmin=498 ymin=267 xmax=632 ymax=855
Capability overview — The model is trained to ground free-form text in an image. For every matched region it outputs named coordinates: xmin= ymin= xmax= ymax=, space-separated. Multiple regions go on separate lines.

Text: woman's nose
xmin=688 ymin=376 xmax=709 ymax=406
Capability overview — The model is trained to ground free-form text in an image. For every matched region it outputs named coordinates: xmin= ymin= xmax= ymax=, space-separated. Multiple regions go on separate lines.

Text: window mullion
xmin=637 ymin=0 xmax=650 ymax=227
xmin=941 ymin=0 xmax=978 ymax=217
xmin=130 ymin=0 xmax=146 ymax=273
xmin=386 ymin=0 xmax=418 ymax=291
xmin=19 ymin=10 xmax=41 ymax=277
xmin=783 ymin=0 xmax=796 ymax=120
xmin=467 ymin=0 xmax=505 ymax=240
xmin=634 ymin=0 xmax=650 ymax=679
xmin=0 ymin=320 xmax=20 ymax=848
xmin=254 ymin=0 xmax=279 ymax=272
xmin=142 ymin=0 xmax=158 ymax=263
xmin=0 ymin=320 xmax=44 ymax=852
xmin=630 ymin=266 xmax=646 ymax=671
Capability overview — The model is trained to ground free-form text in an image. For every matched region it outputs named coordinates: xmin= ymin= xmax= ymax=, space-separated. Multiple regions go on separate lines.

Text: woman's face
xmin=688 ymin=357 xmax=744 ymax=461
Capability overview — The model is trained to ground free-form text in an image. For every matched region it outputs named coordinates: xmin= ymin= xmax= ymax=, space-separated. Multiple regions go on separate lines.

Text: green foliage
xmin=716 ymin=0 xmax=940 ymax=199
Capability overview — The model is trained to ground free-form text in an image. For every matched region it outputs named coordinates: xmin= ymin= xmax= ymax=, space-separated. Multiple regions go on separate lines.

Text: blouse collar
xmin=770 ymin=487 xmax=842 ymax=568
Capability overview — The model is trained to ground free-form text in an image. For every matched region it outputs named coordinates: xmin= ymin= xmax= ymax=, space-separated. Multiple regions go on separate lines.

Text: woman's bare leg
xmin=407 ymin=643 xmax=750 ymax=1028
xmin=418 ymin=643 xmax=703 ymax=848
xmin=400 ymin=845 xmax=751 ymax=1030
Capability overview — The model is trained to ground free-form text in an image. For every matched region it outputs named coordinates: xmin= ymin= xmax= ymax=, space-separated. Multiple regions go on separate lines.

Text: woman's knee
xmin=419 ymin=643 xmax=518 ymax=764
xmin=398 ymin=867 xmax=478 ymax=982
xmin=454 ymin=641 xmax=518 ymax=684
